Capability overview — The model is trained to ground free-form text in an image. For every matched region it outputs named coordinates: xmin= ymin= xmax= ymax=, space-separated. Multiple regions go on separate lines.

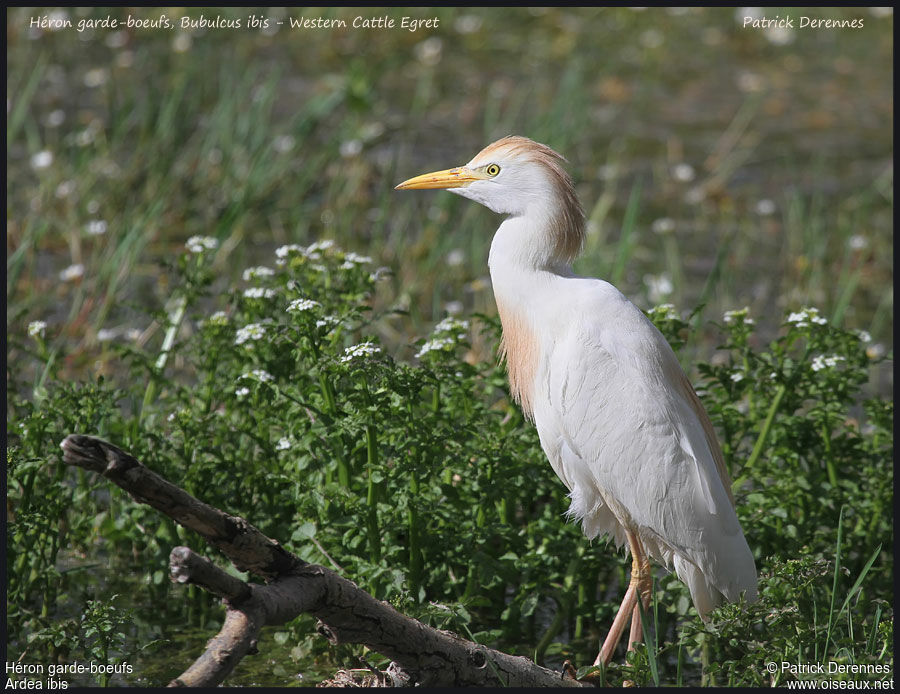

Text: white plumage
xmin=397 ymin=136 xmax=757 ymax=664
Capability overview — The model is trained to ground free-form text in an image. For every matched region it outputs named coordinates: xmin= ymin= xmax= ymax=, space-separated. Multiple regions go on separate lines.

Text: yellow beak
xmin=395 ymin=166 xmax=483 ymax=190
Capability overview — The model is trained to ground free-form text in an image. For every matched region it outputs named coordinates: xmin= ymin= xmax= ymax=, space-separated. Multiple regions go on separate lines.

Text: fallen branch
xmin=59 ymin=434 xmax=588 ymax=688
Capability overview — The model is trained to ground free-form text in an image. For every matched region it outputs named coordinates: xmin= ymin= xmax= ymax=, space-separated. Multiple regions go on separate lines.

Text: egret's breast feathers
xmin=495 ymin=298 xmax=540 ymax=418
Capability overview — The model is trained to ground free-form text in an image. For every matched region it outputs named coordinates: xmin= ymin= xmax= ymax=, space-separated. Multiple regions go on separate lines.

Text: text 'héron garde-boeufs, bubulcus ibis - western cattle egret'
xmin=396 ymin=136 xmax=758 ymax=669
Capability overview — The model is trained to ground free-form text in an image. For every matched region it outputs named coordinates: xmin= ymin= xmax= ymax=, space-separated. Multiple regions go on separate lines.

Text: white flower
xmin=235 ymin=386 xmax=250 ymax=398
xmin=755 ymin=199 xmax=776 ymax=216
xmin=854 ymin=330 xmax=872 ymax=344
xmin=723 ymin=307 xmax=754 ymax=325
xmin=343 ymin=252 xmax=373 ymax=265
xmin=56 ymin=180 xmax=75 ymax=198
xmin=83 ymin=68 xmax=109 ymax=88
xmin=316 ymin=315 xmax=340 ymax=330
xmin=242 ymin=266 xmax=275 ymax=281
xmin=307 ymin=239 xmax=336 ymax=254
xmin=414 ymin=36 xmax=443 ymax=66
xmin=241 ymin=369 xmax=274 ymax=382
xmin=684 ymin=186 xmax=706 ymax=205
xmin=59 ymin=263 xmax=85 ymax=282
xmin=811 ymin=354 xmax=844 ymax=372
xmin=454 ymin=14 xmax=482 ymax=33
xmin=340 ymin=341 xmax=381 ymax=363
xmin=787 ymin=307 xmax=827 ymax=327
xmin=596 ymin=164 xmax=617 ymax=181
xmin=369 ymin=267 xmax=391 ymax=282
xmin=415 ymin=337 xmax=455 ymax=359
xmin=172 ymin=32 xmax=192 ymax=52
xmin=651 ymin=218 xmax=675 ymax=235
xmin=205 ymin=311 xmax=228 ymax=326
xmin=848 ymin=235 xmax=868 ymax=250
xmin=27 ymin=321 xmax=47 ymax=338
xmin=446 ymin=249 xmax=466 ymax=266
xmin=730 ymin=371 xmax=745 ymax=383
xmin=444 ymin=300 xmax=464 ymax=315
xmin=186 ymin=235 xmax=218 ymax=253
xmin=235 ymin=323 xmax=267 ymax=346
xmin=340 ymin=139 xmax=362 ymax=158
xmin=275 ymin=243 xmax=304 ymax=260
xmin=85 ymin=220 xmax=107 ymax=236
xmin=738 ymin=7 xmax=763 ymax=23
xmin=276 ymin=437 xmax=292 ymax=451
xmin=434 ymin=316 xmax=470 ymax=335
xmin=97 ymin=328 xmax=119 ymax=342
xmin=672 ymin=163 xmax=695 ymax=182
xmin=273 ymin=135 xmax=295 ymax=153
xmin=765 ymin=25 xmax=795 ymax=46
xmin=243 ymin=287 xmax=276 ymax=299
xmin=645 ymin=273 xmax=673 ymax=302
xmin=31 ymin=150 xmax=54 ymax=170
xmin=417 ymin=316 xmax=470 ymax=356
xmin=650 ymin=303 xmax=679 ymax=320
xmin=288 ymin=298 xmax=320 ymax=313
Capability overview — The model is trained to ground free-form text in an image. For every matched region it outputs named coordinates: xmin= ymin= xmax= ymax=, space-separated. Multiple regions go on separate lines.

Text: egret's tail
xmin=673 ymin=553 xmax=758 ymax=621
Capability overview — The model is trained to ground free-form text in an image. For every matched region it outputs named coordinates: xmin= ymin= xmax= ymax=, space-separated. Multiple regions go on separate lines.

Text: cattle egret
xmin=396 ymin=136 xmax=757 ymax=667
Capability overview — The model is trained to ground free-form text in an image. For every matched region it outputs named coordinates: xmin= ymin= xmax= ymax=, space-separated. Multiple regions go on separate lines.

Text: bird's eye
xmin=485 ymin=164 xmax=501 ymax=177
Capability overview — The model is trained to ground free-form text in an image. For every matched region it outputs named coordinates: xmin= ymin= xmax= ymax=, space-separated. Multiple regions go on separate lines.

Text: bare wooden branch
xmin=58 ymin=434 xmax=589 ymax=688
xmin=169 ymin=605 xmax=265 ymax=687
xmin=169 ymin=547 xmax=251 ymax=604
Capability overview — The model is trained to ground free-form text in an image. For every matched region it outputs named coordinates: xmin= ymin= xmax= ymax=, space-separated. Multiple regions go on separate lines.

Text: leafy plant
xmin=7 ymin=240 xmax=892 ymax=686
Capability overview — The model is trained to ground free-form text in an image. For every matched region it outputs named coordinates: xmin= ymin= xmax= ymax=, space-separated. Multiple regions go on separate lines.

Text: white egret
xmin=396 ymin=136 xmax=757 ymax=666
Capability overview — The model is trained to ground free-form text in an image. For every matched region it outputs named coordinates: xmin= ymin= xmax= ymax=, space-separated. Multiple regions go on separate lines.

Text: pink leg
xmin=629 ymin=598 xmax=643 ymax=650
xmin=593 ymin=581 xmax=637 ymax=666
xmin=591 ymin=530 xmax=652 ymax=668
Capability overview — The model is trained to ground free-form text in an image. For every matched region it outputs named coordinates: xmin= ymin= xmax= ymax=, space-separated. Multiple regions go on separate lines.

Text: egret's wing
xmin=533 ymin=282 xmax=756 ymax=614
xmin=671 ymin=367 xmax=735 ymax=507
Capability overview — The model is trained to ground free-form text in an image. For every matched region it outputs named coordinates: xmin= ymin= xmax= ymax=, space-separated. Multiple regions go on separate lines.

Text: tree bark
xmin=59 ymin=434 xmax=589 ymax=688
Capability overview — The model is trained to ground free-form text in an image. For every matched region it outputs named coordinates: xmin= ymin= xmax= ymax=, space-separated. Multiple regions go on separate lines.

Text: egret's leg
xmin=593 ymin=581 xmax=637 ymax=666
xmin=627 ymin=536 xmax=652 ymax=651
xmin=592 ymin=530 xmax=650 ymax=668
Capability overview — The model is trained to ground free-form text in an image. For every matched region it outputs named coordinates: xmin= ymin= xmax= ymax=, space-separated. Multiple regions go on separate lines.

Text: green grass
xmin=8 ymin=8 xmax=893 ymax=380
xmin=6 ymin=6 xmax=893 ymax=688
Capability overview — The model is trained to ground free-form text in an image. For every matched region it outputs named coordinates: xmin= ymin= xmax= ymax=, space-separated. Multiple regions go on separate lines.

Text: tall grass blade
xmin=825 ymin=543 xmax=883 ymax=658
xmin=636 ymin=580 xmax=660 ymax=687
xmin=822 ymin=507 xmax=845 ymax=658
xmin=7 ymin=53 xmax=46 ymax=146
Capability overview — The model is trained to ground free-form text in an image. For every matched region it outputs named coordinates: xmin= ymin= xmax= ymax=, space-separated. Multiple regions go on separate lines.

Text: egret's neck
xmin=488 ymin=215 xmax=574 ymax=290
xmin=488 ymin=214 xmax=576 ymax=419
